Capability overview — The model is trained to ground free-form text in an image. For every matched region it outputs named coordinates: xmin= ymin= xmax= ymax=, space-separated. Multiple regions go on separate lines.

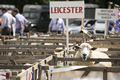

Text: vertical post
xmin=66 ymin=0 xmax=69 ymax=66
xmin=45 ymin=70 xmax=49 ymax=80
xmin=108 ymin=2 xmax=113 ymax=9
xmin=63 ymin=50 xmax=66 ymax=66
xmin=82 ymin=18 xmax=85 ymax=39
xmin=15 ymin=34 xmax=20 ymax=40
xmin=2 ymin=36 xmax=5 ymax=43
xmin=32 ymin=67 xmax=35 ymax=80
xmin=35 ymin=69 xmax=37 ymax=80
xmin=106 ymin=2 xmax=113 ymax=37
xmin=114 ymin=4 xmax=119 ymax=36
xmin=16 ymin=77 xmax=21 ymax=80
xmin=81 ymin=18 xmax=85 ymax=41
xmin=103 ymin=71 xmax=107 ymax=80
xmin=38 ymin=64 xmax=42 ymax=80
xmin=104 ymin=20 xmax=107 ymax=39
xmin=10 ymin=71 xmax=18 ymax=80
xmin=114 ymin=4 xmax=119 ymax=9
xmin=66 ymin=18 xmax=69 ymax=66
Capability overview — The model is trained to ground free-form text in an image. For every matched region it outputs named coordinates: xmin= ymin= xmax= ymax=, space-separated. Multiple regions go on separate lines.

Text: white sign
xmin=95 ymin=9 xmax=118 ymax=20
xmin=50 ymin=1 xmax=84 ymax=18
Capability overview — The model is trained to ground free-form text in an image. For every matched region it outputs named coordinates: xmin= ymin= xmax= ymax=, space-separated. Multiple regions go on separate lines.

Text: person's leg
xmin=2 ymin=27 xmax=6 ymax=35
xmin=11 ymin=31 xmax=13 ymax=36
xmin=58 ymin=31 xmax=61 ymax=34
xmin=16 ymin=30 xmax=21 ymax=35
xmin=2 ymin=27 xmax=10 ymax=35
xmin=16 ymin=30 xmax=23 ymax=36
xmin=20 ymin=30 xmax=24 ymax=36
xmin=7 ymin=28 xmax=11 ymax=35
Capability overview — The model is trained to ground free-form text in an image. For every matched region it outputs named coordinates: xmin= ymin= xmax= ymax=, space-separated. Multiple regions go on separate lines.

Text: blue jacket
xmin=116 ymin=20 xmax=120 ymax=28
xmin=108 ymin=20 xmax=114 ymax=31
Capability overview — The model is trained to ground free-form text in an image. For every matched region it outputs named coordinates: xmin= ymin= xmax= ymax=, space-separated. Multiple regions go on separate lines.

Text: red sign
xmin=118 ymin=11 xmax=120 ymax=17
xmin=50 ymin=1 xmax=84 ymax=18
xmin=51 ymin=7 xmax=83 ymax=14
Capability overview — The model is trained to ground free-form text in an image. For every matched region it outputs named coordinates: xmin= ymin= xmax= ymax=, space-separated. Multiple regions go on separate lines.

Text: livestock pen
xmin=86 ymin=34 xmax=120 ymax=66
xmin=0 ymin=55 xmax=51 ymax=80
xmin=0 ymin=34 xmax=67 ymax=80
xmin=0 ymin=33 xmax=85 ymax=80
xmin=0 ymin=33 xmax=120 ymax=80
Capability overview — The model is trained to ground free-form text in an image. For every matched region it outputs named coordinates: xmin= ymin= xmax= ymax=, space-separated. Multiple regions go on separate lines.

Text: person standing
xmin=116 ymin=18 xmax=120 ymax=29
xmin=13 ymin=8 xmax=27 ymax=36
xmin=108 ymin=20 xmax=115 ymax=34
xmin=48 ymin=18 xmax=65 ymax=34
xmin=0 ymin=8 xmax=15 ymax=35
xmin=11 ymin=17 xmax=16 ymax=36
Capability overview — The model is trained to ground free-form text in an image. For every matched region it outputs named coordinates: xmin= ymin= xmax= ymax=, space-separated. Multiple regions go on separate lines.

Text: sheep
xmin=72 ymin=43 xmax=111 ymax=67
xmin=70 ymin=43 xmax=118 ymax=80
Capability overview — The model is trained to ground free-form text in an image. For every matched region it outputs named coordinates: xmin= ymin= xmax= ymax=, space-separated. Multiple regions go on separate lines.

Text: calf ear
xmin=91 ymin=47 xmax=97 ymax=50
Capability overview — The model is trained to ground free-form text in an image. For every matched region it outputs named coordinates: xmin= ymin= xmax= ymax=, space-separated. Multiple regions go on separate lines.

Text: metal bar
xmin=74 ymin=67 xmax=120 ymax=72
xmin=4 ymin=40 xmax=75 ymax=44
xmin=0 ymin=65 xmax=31 ymax=69
xmin=20 ymin=37 xmax=82 ymax=40
xmin=57 ymin=57 xmax=120 ymax=62
xmin=0 ymin=48 xmax=63 ymax=52
xmin=0 ymin=45 xmax=65 ymax=48
xmin=0 ymin=55 xmax=49 ymax=60
xmin=0 ymin=60 xmax=40 ymax=64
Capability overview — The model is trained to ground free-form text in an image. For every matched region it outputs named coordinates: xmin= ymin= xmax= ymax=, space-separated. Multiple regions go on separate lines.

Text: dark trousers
xmin=1 ymin=27 xmax=11 ymax=35
xmin=51 ymin=31 xmax=61 ymax=34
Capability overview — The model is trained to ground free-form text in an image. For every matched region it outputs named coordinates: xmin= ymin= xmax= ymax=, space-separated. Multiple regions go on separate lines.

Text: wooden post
xmin=35 ymin=69 xmax=37 ymax=80
xmin=2 ymin=36 xmax=5 ymax=43
xmin=26 ymin=33 xmax=30 ymax=38
xmin=15 ymin=34 xmax=20 ymax=40
xmin=16 ymin=77 xmax=21 ymax=80
xmin=45 ymin=70 xmax=50 ymax=80
xmin=114 ymin=4 xmax=119 ymax=35
xmin=63 ymin=50 xmax=66 ymax=66
xmin=29 ymin=31 xmax=31 ymax=37
xmin=83 ymin=18 xmax=84 ymax=39
xmin=12 ymin=71 xmax=18 ymax=76
xmin=10 ymin=77 xmax=17 ymax=80
xmin=49 ymin=56 xmax=57 ymax=66
xmin=106 ymin=2 xmax=113 ymax=37
xmin=81 ymin=18 xmax=85 ymax=40
xmin=10 ymin=71 xmax=18 ymax=80
xmin=114 ymin=4 xmax=119 ymax=9
xmin=32 ymin=67 xmax=35 ymax=80
xmin=103 ymin=70 xmax=107 ymax=80
xmin=54 ymin=56 xmax=57 ymax=65
xmin=38 ymin=64 xmax=42 ymax=80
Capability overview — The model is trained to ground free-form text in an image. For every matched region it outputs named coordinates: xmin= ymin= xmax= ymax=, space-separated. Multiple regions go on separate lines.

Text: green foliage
xmin=95 ymin=0 xmax=99 ymax=3
xmin=0 ymin=0 xmax=120 ymax=13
